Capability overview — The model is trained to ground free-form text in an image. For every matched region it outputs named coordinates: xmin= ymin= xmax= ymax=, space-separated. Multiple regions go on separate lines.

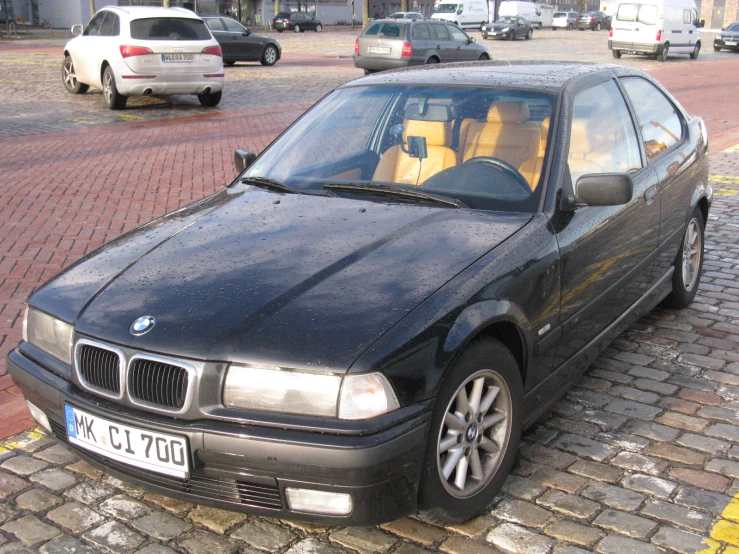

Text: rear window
xmin=276 ymin=12 xmax=291 ymax=18
xmin=553 ymin=12 xmax=566 ymax=17
xmin=130 ymin=18 xmax=212 ymax=40
xmin=616 ymin=3 xmax=658 ymax=24
xmin=363 ymin=21 xmax=407 ymax=37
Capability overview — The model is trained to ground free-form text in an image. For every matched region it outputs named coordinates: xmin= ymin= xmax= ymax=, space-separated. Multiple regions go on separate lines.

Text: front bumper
xmin=482 ymin=29 xmax=508 ymax=38
xmin=8 ymin=347 xmax=430 ymax=525
xmin=715 ymin=37 xmax=739 ymax=49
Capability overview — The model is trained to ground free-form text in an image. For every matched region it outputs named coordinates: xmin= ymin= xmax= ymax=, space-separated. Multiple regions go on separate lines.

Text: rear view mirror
xmin=234 ymin=149 xmax=257 ymax=173
xmin=71 ymin=24 xmax=83 ymax=36
xmin=575 ymin=173 xmax=633 ymax=206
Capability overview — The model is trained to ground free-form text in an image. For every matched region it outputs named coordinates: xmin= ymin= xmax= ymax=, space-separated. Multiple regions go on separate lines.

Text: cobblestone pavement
xmin=1 ymin=146 xmax=739 ymax=553
xmin=0 ymin=28 xmax=725 ymax=138
xmin=4 ymin=28 xmax=739 ymax=554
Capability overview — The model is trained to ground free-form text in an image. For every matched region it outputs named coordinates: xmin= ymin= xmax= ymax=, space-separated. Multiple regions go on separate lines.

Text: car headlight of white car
xmin=223 ymin=364 xmax=400 ymax=419
xmin=24 ymin=307 xmax=74 ymax=365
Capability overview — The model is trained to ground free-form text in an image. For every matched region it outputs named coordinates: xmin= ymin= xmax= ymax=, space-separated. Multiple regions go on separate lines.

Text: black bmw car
xmin=201 ymin=15 xmax=281 ymax=66
xmin=481 ymin=16 xmax=533 ymax=40
xmin=9 ymin=61 xmax=710 ymax=526
xmin=714 ymin=21 xmax=739 ymax=51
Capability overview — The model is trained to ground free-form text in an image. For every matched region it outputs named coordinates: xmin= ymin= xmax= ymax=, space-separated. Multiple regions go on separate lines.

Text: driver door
xmin=448 ymin=24 xmax=477 ymax=60
xmin=554 ymin=78 xmax=660 ymax=369
xmin=71 ymin=11 xmax=106 ymax=85
xmin=222 ymin=17 xmax=260 ymax=59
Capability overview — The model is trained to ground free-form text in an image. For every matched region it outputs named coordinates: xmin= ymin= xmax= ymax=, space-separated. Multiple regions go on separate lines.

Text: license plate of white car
xmin=368 ymin=46 xmax=391 ymax=54
xmin=161 ymin=54 xmax=194 ymax=62
xmin=65 ymin=405 xmax=189 ymax=478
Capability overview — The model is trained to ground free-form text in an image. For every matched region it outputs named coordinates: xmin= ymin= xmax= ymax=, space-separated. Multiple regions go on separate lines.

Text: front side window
xmin=223 ymin=18 xmax=246 ymax=32
xmin=84 ymin=12 xmax=106 ymax=36
xmin=620 ymin=77 xmax=683 ymax=160
xmin=448 ymin=25 xmax=469 ymax=42
xmin=568 ymin=80 xmax=642 ymax=182
xmin=243 ymin=85 xmax=554 ymax=212
xmin=130 ymin=18 xmax=212 ymax=40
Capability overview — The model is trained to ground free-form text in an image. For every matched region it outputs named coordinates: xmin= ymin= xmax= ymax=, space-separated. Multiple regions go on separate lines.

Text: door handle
xmin=457 ymin=46 xmax=461 ymax=49
xmin=435 ymin=45 xmax=441 ymax=49
xmin=644 ymin=186 xmax=657 ymax=205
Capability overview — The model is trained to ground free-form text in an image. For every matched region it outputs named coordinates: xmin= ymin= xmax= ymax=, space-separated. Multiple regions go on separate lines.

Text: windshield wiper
xmin=241 ymin=177 xmax=302 ymax=194
xmin=323 ymin=182 xmax=467 ymax=208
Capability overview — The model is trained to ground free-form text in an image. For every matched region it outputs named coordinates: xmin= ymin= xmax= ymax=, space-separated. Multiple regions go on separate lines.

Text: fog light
xmin=285 ymin=488 xmax=352 ymax=515
xmin=26 ymin=400 xmax=51 ymax=434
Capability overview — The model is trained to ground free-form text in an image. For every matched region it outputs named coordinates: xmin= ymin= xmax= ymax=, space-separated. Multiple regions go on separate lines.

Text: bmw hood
xmin=31 ymin=188 xmax=531 ymax=370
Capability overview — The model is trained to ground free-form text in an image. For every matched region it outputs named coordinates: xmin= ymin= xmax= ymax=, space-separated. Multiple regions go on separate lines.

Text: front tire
xmin=714 ymin=45 xmax=722 ymax=52
xmin=508 ymin=30 xmax=515 ymax=40
xmin=526 ymin=28 xmax=532 ymax=39
xmin=261 ymin=44 xmax=278 ymax=66
xmin=198 ymin=90 xmax=222 ymax=107
xmin=102 ymin=66 xmax=127 ymax=110
xmin=690 ymin=42 xmax=700 ymax=59
xmin=417 ymin=338 xmax=522 ymax=525
xmin=293 ymin=24 xmax=300 ymax=32
xmin=478 ymin=53 xmax=490 ymax=60
xmin=315 ymin=23 xmax=322 ymax=32
xmin=663 ymin=207 xmax=705 ymax=309
xmin=62 ymin=56 xmax=89 ymax=94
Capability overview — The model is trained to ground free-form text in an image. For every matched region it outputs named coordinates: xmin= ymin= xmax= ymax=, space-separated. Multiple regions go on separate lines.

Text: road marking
xmin=723 ymin=143 xmax=739 ymax=153
xmin=709 ymin=175 xmax=739 ymax=185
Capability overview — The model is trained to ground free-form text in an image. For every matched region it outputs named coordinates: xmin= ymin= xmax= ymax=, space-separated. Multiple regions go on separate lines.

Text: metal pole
xmin=4 ymin=0 xmax=10 ymax=36
xmin=89 ymin=0 xmax=95 ymax=20
xmin=163 ymin=0 xmax=170 ymax=7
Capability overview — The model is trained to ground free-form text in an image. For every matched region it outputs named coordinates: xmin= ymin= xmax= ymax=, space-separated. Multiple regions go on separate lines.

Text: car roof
xmin=101 ymin=6 xmax=201 ymax=20
xmin=345 ymin=61 xmax=626 ymax=93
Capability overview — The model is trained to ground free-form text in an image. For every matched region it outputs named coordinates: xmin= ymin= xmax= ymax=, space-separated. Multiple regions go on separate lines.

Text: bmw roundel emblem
xmin=130 ymin=315 xmax=156 ymax=336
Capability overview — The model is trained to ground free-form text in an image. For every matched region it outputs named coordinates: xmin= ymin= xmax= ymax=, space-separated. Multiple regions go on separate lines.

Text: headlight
xmin=502 ymin=27 xmax=509 ymax=32
xmin=223 ymin=365 xmax=399 ymax=419
xmin=25 ymin=307 xmax=74 ymax=364
xmin=223 ymin=364 xmax=342 ymax=416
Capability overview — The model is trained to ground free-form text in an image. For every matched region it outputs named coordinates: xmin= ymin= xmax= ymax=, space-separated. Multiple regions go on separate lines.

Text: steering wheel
xmin=463 ymin=156 xmax=531 ymax=192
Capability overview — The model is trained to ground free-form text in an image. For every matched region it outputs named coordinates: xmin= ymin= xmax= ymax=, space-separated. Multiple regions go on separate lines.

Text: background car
xmin=389 ymin=11 xmax=424 ymax=19
xmin=61 ymin=6 xmax=224 ymax=110
xmin=481 ymin=16 xmax=533 ymax=40
xmin=714 ymin=21 xmax=739 ymax=51
xmin=272 ymin=11 xmax=323 ymax=32
xmin=353 ymin=18 xmax=490 ymax=74
xmin=202 ymin=15 xmax=281 ymax=66
xmin=552 ymin=11 xmax=578 ymax=29
xmin=576 ymin=11 xmax=611 ymax=30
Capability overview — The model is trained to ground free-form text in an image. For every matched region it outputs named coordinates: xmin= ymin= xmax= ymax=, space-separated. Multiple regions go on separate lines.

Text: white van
xmin=609 ymin=0 xmax=704 ymax=61
xmin=431 ymin=0 xmax=488 ymax=28
xmin=499 ymin=1 xmax=543 ymax=28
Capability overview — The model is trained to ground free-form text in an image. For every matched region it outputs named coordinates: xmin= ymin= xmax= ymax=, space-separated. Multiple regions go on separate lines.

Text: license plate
xmin=726 ymin=41 xmax=737 ymax=45
xmin=161 ymin=54 xmax=194 ymax=63
xmin=367 ymin=46 xmax=391 ymax=54
xmin=65 ymin=405 xmax=189 ymax=478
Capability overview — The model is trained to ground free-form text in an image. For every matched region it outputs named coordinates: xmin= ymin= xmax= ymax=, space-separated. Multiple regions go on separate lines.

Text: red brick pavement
xmin=0 ymin=103 xmax=309 ymax=438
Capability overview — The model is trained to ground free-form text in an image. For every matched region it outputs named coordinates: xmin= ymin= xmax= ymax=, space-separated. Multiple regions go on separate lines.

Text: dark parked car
xmin=354 ymin=19 xmax=489 ymax=74
xmin=202 ymin=16 xmax=281 ymax=66
xmin=272 ymin=11 xmax=322 ymax=32
xmin=576 ymin=11 xmax=611 ymax=30
xmin=10 ymin=61 xmax=710 ymax=526
xmin=481 ymin=16 xmax=533 ymax=40
xmin=714 ymin=21 xmax=739 ymax=51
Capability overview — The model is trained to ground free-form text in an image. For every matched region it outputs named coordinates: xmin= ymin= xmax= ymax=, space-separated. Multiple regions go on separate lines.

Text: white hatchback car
xmin=62 ymin=6 xmax=225 ymax=109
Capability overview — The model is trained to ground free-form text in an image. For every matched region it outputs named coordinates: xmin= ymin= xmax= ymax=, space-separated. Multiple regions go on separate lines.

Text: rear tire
xmin=595 ymin=22 xmax=601 ymax=31
xmin=261 ymin=44 xmax=278 ymax=66
xmin=426 ymin=57 xmax=439 ymax=64
xmin=198 ymin=90 xmax=222 ymax=107
xmin=690 ymin=42 xmax=700 ymax=59
xmin=662 ymin=207 xmax=705 ymax=309
xmin=659 ymin=42 xmax=669 ymax=62
xmin=612 ymin=49 xmax=622 ymax=58
xmin=526 ymin=28 xmax=532 ymax=39
xmin=417 ymin=338 xmax=523 ymax=525
xmin=102 ymin=66 xmax=127 ymax=110
xmin=224 ymin=60 xmax=236 ymax=66
xmin=62 ymin=55 xmax=88 ymax=94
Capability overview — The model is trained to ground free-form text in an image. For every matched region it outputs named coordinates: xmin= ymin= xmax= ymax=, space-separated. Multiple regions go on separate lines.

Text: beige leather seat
xmin=567 ymin=118 xmax=603 ymax=182
xmin=459 ymin=102 xmax=540 ymax=169
xmin=373 ymin=104 xmax=457 ymax=186
xmin=518 ymin=117 xmax=550 ymax=190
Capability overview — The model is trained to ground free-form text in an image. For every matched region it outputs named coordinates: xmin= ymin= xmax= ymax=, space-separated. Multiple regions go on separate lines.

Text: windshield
xmin=129 ymin=18 xmax=212 ymax=40
xmin=495 ymin=16 xmax=518 ymax=24
xmin=727 ymin=22 xmax=739 ymax=31
xmin=435 ymin=4 xmax=459 ymax=13
xmin=616 ymin=3 xmax=658 ymax=24
xmin=243 ymin=85 xmax=554 ymax=212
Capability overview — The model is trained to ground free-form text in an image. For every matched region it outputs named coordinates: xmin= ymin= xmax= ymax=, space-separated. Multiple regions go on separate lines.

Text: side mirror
xmin=575 ymin=173 xmax=633 ymax=206
xmin=234 ymin=149 xmax=257 ymax=173
xmin=243 ymin=29 xmax=251 ymax=35
xmin=469 ymin=36 xmax=476 ymax=42
xmin=699 ymin=20 xmax=705 ymax=27
xmin=71 ymin=24 xmax=83 ymax=36
xmin=457 ymin=9 xmax=463 ymax=15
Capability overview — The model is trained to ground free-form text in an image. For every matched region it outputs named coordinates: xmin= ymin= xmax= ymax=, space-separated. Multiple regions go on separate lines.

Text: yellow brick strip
xmin=698 ymin=499 xmax=739 ymax=552
xmin=723 ymin=144 xmax=739 ymax=154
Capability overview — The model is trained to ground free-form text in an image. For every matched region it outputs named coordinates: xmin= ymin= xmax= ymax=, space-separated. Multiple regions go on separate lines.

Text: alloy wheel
xmin=682 ymin=217 xmax=702 ymax=292
xmin=103 ymin=71 xmax=113 ymax=105
xmin=265 ymin=46 xmax=277 ymax=64
xmin=436 ymin=369 xmax=512 ymax=498
xmin=63 ymin=60 xmax=77 ymax=90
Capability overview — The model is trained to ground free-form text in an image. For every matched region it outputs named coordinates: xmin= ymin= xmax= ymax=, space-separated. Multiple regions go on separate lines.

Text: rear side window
xmin=130 ymin=18 xmax=212 ymax=40
xmin=411 ymin=23 xmax=431 ymax=39
xmin=620 ymin=77 xmax=683 ymax=160
xmin=430 ymin=23 xmax=450 ymax=39
xmin=364 ymin=22 xmax=406 ymax=37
